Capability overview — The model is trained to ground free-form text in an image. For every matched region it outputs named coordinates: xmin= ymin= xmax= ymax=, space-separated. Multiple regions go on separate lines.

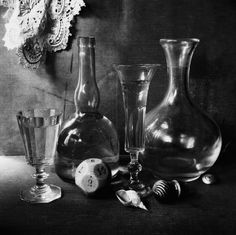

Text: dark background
xmin=0 ymin=0 xmax=235 ymax=159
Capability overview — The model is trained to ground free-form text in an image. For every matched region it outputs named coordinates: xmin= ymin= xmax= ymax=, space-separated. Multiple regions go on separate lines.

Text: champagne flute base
xmin=129 ymin=181 xmax=152 ymax=198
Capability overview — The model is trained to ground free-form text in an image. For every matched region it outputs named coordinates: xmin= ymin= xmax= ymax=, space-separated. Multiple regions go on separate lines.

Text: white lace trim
xmin=47 ymin=0 xmax=85 ymax=52
xmin=0 ymin=0 xmax=16 ymax=8
xmin=0 ymin=0 xmax=85 ymax=69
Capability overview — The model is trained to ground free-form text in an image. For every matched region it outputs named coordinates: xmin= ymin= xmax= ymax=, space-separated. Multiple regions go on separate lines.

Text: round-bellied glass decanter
xmin=55 ymin=37 xmax=119 ymax=182
xmin=141 ymin=38 xmax=222 ymax=182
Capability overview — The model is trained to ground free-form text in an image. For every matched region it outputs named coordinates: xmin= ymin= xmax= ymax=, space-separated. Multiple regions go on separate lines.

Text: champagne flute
xmin=16 ymin=108 xmax=62 ymax=203
xmin=114 ymin=64 xmax=159 ymax=195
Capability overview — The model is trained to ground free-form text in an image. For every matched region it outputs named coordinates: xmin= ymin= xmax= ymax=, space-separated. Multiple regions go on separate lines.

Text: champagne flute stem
xmin=128 ymin=152 xmax=142 ymax=186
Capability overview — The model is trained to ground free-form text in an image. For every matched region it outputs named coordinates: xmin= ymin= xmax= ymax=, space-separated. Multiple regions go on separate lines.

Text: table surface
xmin=0 ymin=155 xmax=236 ymax=235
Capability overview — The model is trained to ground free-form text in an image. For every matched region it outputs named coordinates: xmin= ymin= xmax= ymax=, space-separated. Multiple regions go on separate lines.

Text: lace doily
xmin=0 ymin=0 xmax=85 ymax=69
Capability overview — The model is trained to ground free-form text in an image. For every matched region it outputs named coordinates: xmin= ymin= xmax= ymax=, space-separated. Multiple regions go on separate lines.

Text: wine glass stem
xmin=34 ymin=166 xmax=49 ymax=192
xmin=128 ymin=152 xmax=142 ymax=186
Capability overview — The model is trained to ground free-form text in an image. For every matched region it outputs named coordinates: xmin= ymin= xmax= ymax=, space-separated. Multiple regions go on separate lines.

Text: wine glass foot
xmin=20 ymin=184 xmax=62 ymax=203
xmin=129 ymin=181 xmax=152 ymax=198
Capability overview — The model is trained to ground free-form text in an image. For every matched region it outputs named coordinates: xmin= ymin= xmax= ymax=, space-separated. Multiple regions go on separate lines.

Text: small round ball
xmin=202 ymin=173 xmax=216 ymax=185
xmin=75 ymin=158 xmax=111 ymax=195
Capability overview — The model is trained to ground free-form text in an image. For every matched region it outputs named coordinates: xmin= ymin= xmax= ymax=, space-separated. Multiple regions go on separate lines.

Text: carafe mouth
xmin=160 ymin=38 xmax=199 ymax=68
xmin=160 ymin=38 xmax=200 ymax=44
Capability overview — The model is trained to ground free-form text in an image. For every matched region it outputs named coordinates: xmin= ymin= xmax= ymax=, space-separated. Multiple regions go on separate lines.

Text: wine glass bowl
xmin=16 ymin=108 xmax=62 ymax=203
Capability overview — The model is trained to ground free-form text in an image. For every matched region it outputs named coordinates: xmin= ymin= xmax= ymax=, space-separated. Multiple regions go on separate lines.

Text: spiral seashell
xmin=152 ymin=179 xmax=181 ymax=202
xmin=202 ymin=173 xmax=216 ymax=185
xmin=152 ymin=180 xmax=170 ymax=199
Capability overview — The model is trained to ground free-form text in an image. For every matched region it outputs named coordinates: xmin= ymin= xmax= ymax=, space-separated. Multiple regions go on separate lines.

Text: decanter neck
xmin=166 ymin=65 xmax=190 ymax=102
xmin=74 ymin=37 xmax=100 ymax=114
xmin=160 ymin=38 xmax=199 ymax=103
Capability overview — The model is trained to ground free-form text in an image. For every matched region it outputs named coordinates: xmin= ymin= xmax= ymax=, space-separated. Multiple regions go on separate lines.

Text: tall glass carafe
xmin=55 ymin=37 xmax=119 ymax=182
xmin=141 ymin=38 xmax=222 ymax=182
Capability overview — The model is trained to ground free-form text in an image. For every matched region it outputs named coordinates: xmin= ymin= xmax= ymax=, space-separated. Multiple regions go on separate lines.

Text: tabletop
xmin=0 ymin=155 xmax=236 ymax=235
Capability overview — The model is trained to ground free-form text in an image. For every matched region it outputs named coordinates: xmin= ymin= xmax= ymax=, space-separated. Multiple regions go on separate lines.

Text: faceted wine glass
xmin=16 ymin=109 xmax=62 ymax=203
xmin=114 ymin=64 xmax=159 ymax=195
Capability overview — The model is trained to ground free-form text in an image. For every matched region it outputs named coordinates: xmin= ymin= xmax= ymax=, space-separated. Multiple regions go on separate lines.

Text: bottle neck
xmin=74 ymin=38 xmax=100 ymax=114
xmin=160 ymin=39 xmax=199 ymax=104
xmin=165 ymin=65 xmax=190 ymax=104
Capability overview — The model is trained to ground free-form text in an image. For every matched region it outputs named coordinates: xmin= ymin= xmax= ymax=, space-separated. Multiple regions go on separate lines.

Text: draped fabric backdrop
xmin=0 ymin=0 xmax=235 ymax=159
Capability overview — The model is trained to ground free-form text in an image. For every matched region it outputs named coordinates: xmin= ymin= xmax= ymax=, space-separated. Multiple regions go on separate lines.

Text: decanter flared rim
xmin=160 ymin=38 xmax=200 ymax=44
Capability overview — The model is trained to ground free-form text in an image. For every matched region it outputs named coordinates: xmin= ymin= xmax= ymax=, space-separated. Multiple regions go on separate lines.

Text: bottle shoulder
xmin=62 ymin=112 xmax=115 ymax=128
xmin=57 ymin=112 xmax=119 ymax=157
xmin=59 ymin=112 xmax=118 ymax=141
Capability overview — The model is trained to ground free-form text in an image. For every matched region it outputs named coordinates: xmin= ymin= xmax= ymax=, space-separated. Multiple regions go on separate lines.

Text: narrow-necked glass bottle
xmin=55 ymin=36 xmax=119 ymax=182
